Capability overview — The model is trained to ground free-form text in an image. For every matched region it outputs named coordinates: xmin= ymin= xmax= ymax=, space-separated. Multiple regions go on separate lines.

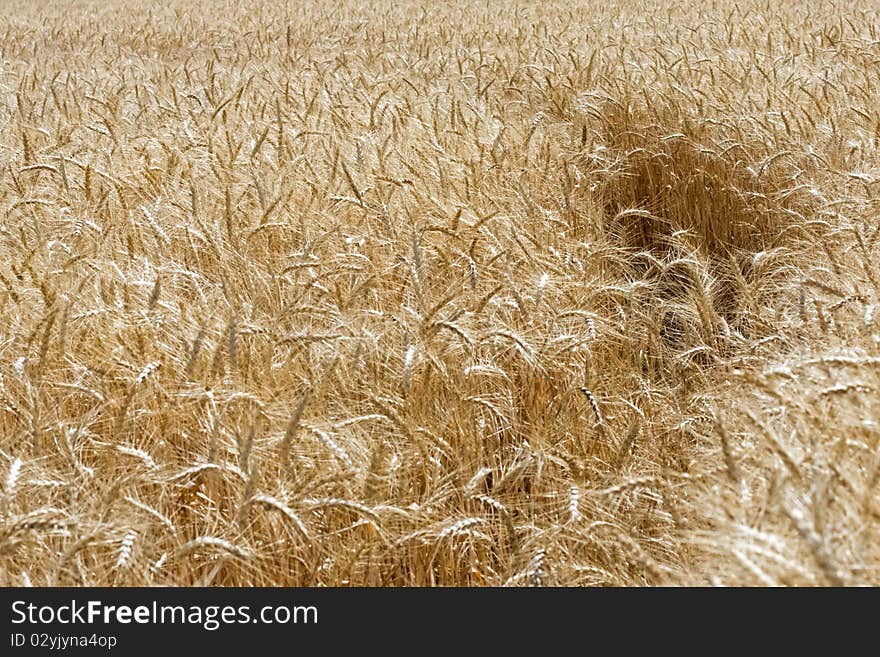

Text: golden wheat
xmin=1 ymin=0 xmax=879 ymax=586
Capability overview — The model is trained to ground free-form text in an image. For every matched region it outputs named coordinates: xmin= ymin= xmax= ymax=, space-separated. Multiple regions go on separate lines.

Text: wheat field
xmin=1 ymin=0 xmax=879 ymax=586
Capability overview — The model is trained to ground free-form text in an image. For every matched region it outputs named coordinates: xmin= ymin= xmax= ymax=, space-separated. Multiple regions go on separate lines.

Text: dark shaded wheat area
xmin=1 ymin=0 xmax=880 ymax=586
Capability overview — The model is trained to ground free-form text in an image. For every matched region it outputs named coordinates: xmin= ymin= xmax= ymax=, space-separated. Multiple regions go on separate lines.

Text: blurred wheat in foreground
xmin=1 ymin=0 xmax=879 ymax=586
